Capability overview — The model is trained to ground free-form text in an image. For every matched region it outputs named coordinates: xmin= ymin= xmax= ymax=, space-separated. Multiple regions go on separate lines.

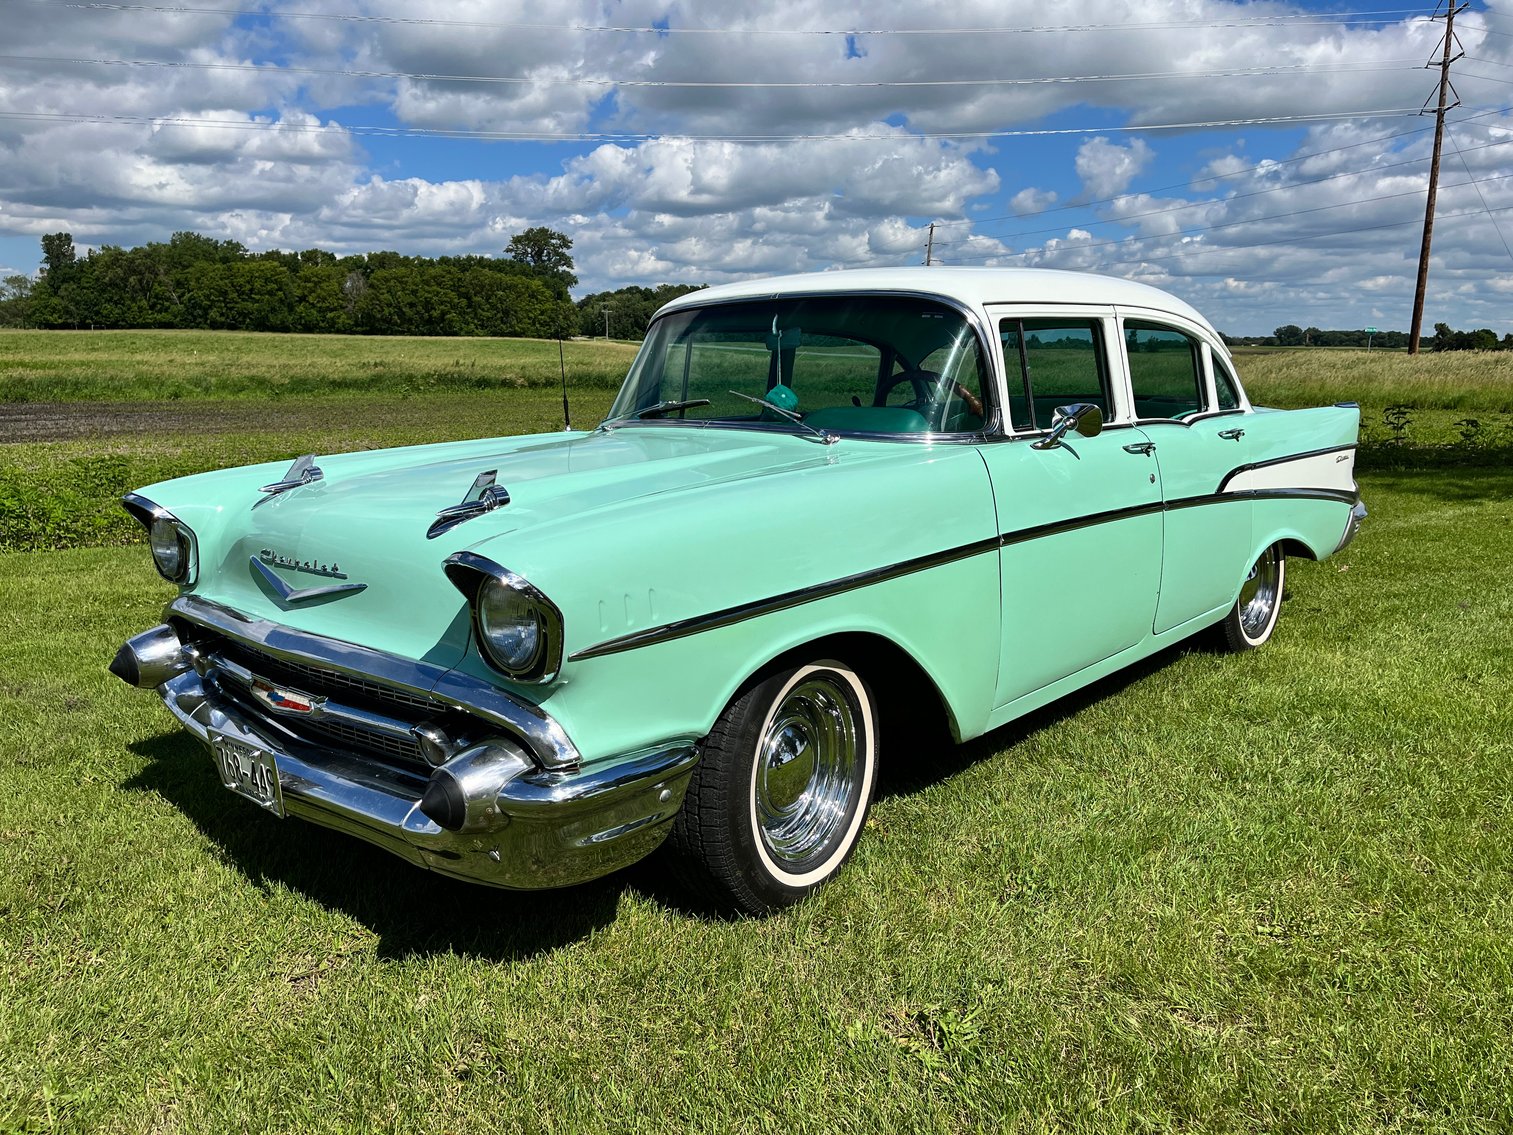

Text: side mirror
xmin=1032 ymin=403 xmax=1104 ymax=450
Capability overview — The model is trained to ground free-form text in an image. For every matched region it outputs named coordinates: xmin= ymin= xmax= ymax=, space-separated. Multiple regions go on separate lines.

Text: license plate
xmin=211 ymin=733 xmax=285 ymax=817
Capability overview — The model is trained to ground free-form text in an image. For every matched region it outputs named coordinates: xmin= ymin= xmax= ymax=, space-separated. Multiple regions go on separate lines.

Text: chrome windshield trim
xmin=163 ymin=594 xmax=581 ymax=769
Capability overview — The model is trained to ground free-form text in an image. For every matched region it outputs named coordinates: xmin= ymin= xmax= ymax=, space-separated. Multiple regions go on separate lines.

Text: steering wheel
xmin=875 ymin=368 xmax=936 ymax=411
xmin=876 ymin=368 xmax=985 ymax=423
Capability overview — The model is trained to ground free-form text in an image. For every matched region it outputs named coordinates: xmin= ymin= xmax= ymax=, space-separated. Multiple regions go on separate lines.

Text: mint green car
xmin=112 ymin=268 xmax=1364 ymax=914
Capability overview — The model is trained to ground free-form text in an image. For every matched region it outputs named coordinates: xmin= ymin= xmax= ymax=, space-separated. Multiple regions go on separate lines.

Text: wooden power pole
xmin=1408 ymin=2 xmax=1464 ymax=355
xmin=925 ymin=222 xmax=936 ymax=266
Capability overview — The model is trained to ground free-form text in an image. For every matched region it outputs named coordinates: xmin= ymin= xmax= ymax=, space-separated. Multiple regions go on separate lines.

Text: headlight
xmin=149 ymin=517 xmax=188 ymax=580
xmin=122 ymin=494 xmax=197 ymax=585
xmin=478 ymin=577 xmax=544 ymax=673
xmin=443 ymin=553 xmax=563 ymax=683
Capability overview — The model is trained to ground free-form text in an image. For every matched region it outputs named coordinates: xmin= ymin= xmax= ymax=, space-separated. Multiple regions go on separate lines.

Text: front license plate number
xmin=211 ymin=734 xmax=285 ymax=817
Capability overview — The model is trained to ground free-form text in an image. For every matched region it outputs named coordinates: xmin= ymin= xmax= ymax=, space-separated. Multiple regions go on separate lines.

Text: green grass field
xmin=2 ymin=469 xmax=1510 ymax=1132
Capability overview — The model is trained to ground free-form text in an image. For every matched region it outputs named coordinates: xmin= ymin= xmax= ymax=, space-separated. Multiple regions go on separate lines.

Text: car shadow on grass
xmin=874 ymin=638 xmax=1201 ymax=801
xmin=123 ymin=732 xmax=628 ymax=961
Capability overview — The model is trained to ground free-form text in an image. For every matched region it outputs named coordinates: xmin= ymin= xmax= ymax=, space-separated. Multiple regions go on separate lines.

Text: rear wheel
xmin=668 ymin=658 xmax=878 ymax=915
xmin=1217 ymin=543 xmax=1286 ymax=652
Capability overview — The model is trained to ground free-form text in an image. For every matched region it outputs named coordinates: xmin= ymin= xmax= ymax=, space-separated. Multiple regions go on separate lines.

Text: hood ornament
xmin=253 ymin=454 xmax=323 ymax=508
xmin=428 ymin=469 xmax=511 ymax=540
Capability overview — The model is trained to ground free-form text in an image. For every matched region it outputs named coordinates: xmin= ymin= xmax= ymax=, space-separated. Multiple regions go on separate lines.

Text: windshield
xmin=603 ymin=294 xmax=990 ymax=437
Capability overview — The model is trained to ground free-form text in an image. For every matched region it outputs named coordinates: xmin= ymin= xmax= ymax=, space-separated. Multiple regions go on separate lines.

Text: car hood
xmin=141 ymin=426 xmax=842 ymax=668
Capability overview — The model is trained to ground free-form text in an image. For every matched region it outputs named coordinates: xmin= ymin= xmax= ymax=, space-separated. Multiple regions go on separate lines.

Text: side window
xmin=1000 ymin=318 xmax=1109 ymax=432
xmin=1213 ymin=357 xmax=1243 ymax=411
xmin=1125 ymin=323 xmax=1204 ymax=420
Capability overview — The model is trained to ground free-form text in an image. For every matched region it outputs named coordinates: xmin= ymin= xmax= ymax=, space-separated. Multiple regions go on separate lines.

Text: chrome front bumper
xmin=116 ymin=613 xmax=698 ymax=890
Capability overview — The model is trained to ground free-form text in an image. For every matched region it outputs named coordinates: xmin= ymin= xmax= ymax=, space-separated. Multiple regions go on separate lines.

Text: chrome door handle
xmin=1122 ymin=441 xmax=1155 ymax=455
xmin=1218 ymin=428 xmax=1245 ymax=440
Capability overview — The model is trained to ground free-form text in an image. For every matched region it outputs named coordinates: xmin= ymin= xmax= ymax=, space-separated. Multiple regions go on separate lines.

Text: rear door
xmin=980 ymin=307 xmax=1162 ymax=709
xmin=1117 ymin=313 xmax=1253 ymax=634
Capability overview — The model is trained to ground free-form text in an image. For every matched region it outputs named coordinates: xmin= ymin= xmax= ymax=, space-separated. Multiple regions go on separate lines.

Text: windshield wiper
xmin=727 ymin=391 xmax=837 ymax=445
xmin=599 ymin=398 xmax=712 ymax=430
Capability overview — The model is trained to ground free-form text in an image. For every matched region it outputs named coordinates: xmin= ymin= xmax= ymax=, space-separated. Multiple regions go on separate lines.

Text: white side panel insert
xmin=1225 ymin=449 xmax=1356 ymax=494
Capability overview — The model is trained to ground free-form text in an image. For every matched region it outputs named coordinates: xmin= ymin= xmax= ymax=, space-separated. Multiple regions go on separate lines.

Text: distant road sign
xmin=1366 ymin=326 xmax=1378 ymax=333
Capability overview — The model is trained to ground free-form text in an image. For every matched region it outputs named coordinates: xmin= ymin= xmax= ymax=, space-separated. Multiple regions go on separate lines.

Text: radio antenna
xmin=558 ymin=337 xmax=572 ymax=431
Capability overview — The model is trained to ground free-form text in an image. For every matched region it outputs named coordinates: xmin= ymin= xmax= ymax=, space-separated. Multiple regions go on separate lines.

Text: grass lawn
xmin=2 ymin=468 xmax=1511 ymax=1132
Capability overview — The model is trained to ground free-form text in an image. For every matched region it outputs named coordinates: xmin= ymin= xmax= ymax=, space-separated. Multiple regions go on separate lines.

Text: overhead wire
xmin=0 ymin=52 xmax=1424 ymax=89
xmin=932 ymin=170 xmax=1513 ymax=265
xmin=927 ymin=134 xmax=1513 ymax=251
xmin=21 ymin=1 xmax=1438 ymax=37
xmin=0 ymin=106 xmax=1429 ymax=143
xmin=1446 ymin=124 xmax=1513 ymax=264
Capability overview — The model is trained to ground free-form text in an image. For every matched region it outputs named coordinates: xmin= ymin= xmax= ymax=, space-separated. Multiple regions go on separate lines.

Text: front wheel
xmin=1216 ymin=543 xmax=1286 ymax=652
xmin=667 ymin=658 xmax=878 ymax=915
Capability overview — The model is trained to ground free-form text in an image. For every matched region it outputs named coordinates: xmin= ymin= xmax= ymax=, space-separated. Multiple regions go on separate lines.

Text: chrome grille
xmin=195 ymin=633 xmax=455 ymax=772
xmin=303 ymin=719 xmax=427 ymax=765
xmin=216 ymin=640 xmax=445 ymax=715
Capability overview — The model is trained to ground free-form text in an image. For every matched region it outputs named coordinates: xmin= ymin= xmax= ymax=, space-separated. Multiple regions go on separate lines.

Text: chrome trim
xmin=153 ymin=669 xmax=697 ymax=889
xmin=442 ymin=552 xmax=565 ymax=684
xmin=110 ymin=624 xmax=191 ymax=688
xmin=204 ymin=646 xmax=421 ymax=744
xmin=1215 ymin=444 xmax=1357 ymax=493
xmin=1336 ymin=498 xmax=1369 ymax=552
xmin=163 ymin=594 xmax=582 ymax=769
xmin=569 ymin=485 xmax=1361 ymax=661
xmin=248 ymin=556 xmax=367 ymax=603
xmin=569 ymin=536 xmax=1002 ymax=662
xmin=428 ymin=469 xmax=512 ymax=540
xmin=253 ymin=454 xmax=323 ymax=508
xmin=122 ymin=492 xmax=198 ymax=586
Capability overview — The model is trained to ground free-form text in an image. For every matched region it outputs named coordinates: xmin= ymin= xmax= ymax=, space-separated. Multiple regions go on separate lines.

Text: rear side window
xmin=1000 ymin=318 xmax=1110 ymax=431
xmin=1125 ymin=323 xmax=1203 ymax=420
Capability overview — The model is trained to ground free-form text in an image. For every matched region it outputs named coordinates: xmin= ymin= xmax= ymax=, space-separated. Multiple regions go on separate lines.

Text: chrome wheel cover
xmin=1238 ymin=545 xmax=1282 ymax=640
xmin=753 ymin=672 xmax=863 ymax=871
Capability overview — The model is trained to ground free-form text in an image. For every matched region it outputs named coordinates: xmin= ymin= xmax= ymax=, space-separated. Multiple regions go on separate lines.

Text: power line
xmin=928 ymin=134 xmax=1513 ymax=251
xmin=22 ymin=1 xmax=1437 ymax=37
xmin=0 ymin=106 xmax=1427 ymax=143
xmin=930 ymin=106 xmax=1513 ymax=234
xmin=1446 ymin=125 xmax=1513 ymax=264
xmin=0 ymin=52 xmax=1422 ymax=89
xmin=935 ymin=170 xmax=1513 ymax=265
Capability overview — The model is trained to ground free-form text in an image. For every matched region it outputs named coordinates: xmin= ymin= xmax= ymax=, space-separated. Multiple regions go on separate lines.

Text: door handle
xmin=1218 ymin=428 xmax=1245 ymax=440
xmin=1122 ymin=441 xmax=1155 ymax=455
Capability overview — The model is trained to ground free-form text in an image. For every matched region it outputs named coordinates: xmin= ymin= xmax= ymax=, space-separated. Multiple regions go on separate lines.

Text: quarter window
xmin=999 ymin=319 xmax=1110 ymax=432
xmin=1213 ymin=358 xmax=1243 ymax=411
xmin=1125 ymin=323 xmax=1204 ymax=420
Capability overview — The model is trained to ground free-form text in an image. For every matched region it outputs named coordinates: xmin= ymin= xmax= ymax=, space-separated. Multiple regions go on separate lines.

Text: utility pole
xmin=1408 ymin=1 xmax=1464 ymax=356
xmin=601 ymin=305 xmax=611 ymax=341
xmin=925 ymin=222 xmax=935 ymax=266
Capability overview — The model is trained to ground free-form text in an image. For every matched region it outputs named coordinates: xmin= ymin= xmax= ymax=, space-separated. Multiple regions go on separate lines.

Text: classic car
xmin=111 ymin=268 xmax=1365 ymax=915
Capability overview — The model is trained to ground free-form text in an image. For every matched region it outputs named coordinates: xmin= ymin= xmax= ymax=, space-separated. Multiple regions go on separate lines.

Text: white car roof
xmin=655 ymin=267 xmax=1221 ymax=341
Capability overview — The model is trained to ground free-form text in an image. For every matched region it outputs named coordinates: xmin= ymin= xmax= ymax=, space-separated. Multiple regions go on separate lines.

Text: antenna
xmin=558 ymin=337 xmax=572 ymax=431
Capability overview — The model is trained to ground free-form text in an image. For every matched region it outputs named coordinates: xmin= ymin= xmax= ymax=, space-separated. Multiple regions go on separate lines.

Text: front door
xmin=982 ymin=310 xmax=1162 ymax=709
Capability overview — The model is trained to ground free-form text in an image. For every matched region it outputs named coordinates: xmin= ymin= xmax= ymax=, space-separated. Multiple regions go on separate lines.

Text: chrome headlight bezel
xmin=443 ymin=552 xmax=563 ymax=684
xmin=123 ymin=493 xmax=198 ymax=585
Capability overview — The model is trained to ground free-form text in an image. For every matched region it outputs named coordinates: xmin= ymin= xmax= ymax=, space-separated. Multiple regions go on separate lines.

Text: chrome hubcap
xmin=1238 ymin=546 xmax=1281 ymax=639
xmin=754 ymin=674 xmax=862 ymax=870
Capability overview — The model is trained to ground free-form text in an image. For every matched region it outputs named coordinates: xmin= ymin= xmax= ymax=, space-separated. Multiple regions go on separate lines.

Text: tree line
xmin=0 ymin=228 xmax=592 ymax=338
xmin=1224 ymin=323 xmax=1513 ymax=351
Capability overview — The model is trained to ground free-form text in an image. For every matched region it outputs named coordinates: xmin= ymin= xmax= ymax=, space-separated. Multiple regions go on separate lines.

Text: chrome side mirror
xmin=1032 ymin=403 xmax=1104 ymax=450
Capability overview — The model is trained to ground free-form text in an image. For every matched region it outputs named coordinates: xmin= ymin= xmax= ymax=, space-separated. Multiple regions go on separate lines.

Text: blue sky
xmin=2 ymin=0 xmax=1511 ymax=334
